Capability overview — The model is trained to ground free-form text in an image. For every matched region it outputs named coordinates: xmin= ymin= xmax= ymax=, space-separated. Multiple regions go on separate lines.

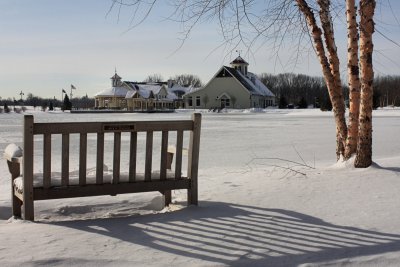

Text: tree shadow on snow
xmin=0 ymin=205 xmax=11 ymax=220
xmin=372 ymin=162 xmax=400 ymax=173
xmin=49 ymin=202 xmax=400 ymax=266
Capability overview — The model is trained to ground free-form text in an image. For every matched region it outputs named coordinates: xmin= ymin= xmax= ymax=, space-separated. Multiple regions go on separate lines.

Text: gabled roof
xmin=124 ymin=82 xmax=178 ymax=100
xmin=95 ymin=86 xmax=130 ymax=97
xmin=225 ymin=66 xmax=274 ymax=97
xmin=184 ymin=66 xmax=274 ymax=97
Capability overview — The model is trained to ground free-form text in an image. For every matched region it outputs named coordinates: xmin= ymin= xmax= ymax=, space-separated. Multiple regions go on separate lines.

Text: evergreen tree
xmin=4 ymin=103 xmax=10 ymax=113
xmin=41 ymin=102 xmax=48 ymax=111
xmin=62 ymin=94 xmax=72 ymax=111
xmin=278 ymin=96 xmax=288 ymax=109
xmin=373 ymin=87 xmax=381 ymax=110
xmin=320 ymin=96 xmax=332 ymax=111
xmin=298 ymin=97 xmax=308 ymax=109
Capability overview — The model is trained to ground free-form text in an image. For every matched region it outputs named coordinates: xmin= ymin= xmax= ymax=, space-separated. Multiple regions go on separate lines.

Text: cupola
xmin=230 ymin=56 xmax=249 ymax=76
xmin=111 ymin=71 xmax=122 ymax=87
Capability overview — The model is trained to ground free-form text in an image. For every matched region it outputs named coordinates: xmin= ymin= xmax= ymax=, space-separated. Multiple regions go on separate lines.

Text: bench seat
xmin=13 ymin=169 xmax=178 ymax=194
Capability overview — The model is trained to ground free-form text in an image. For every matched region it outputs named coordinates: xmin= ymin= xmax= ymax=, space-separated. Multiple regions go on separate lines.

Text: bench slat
xmin=129 ymin=132 xmax=137 ymax=182
xmin=160 ymin=131 xmax=168 ymax=180
xmin=113 ymin=132 xmax=121 ymax=184
xmin=96 ymin=132 xmax=104 ymax=184
xmin=145 ymin=131 xmax=153 ymax=181
xmin=33 ymin=179 xmax=191 ymax=200
xmin=43 ymin=134 xmax=52 ymax=189
xmin=79 ymin=133 xmax=87 ymax=186
xmin=62 ymin=134 xmax=69 ymax=186
xmin=33 ymin=121 xmax=194 ymax=134
xmin=175 ymin=130 xmax=184 ymax=179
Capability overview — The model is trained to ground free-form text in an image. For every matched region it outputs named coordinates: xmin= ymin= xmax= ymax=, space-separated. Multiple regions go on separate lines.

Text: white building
xmin=94 ymin=72 xmax=193 ymax=111
xmin=183 ymin=57 xmax=275 ymax=109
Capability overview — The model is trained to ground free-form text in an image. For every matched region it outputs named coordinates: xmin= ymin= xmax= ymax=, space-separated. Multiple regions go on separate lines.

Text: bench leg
xmin=23 ymin=198 xmax=34 ymax=221
xmin=188 ymin=187 xmax=198 ymax=206
xmin=12 ymin=195 xmax=22 ymax=218
xmin=163 ymin=190 xmax=172 ymax=207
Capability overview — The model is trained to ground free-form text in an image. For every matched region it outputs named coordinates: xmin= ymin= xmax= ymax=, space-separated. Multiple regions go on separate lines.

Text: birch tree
xmin=112 ymin=0 xmax=377 ymax=167
xmin=345 ymin=0 xmax=361 ymax=158
xmin=355 ymin=0 xmax=376 ymax=167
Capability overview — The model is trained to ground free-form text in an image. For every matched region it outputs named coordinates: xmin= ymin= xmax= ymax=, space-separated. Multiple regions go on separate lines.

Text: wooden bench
xmin=4 ymin=113 xmax=201 ymax=221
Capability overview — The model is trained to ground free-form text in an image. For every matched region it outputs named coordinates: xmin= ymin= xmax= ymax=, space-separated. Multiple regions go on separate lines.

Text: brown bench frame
xmin=5 ymin=113 xmax=201 ymax=221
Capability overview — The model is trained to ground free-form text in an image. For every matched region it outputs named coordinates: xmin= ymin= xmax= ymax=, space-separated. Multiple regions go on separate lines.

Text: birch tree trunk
xmin=297 ymin=0 xmax=348 ymax=159
xmin=355 ymin=0 xmax=376 ymax=168
xmin=344 ymin=0 xmax=361 ymax=159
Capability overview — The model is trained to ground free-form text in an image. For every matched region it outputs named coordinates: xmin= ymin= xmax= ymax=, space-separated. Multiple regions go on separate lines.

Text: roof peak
xmin=230 ymin=56 xmax=249 ymax=65
xmin=111 ymin=73 xmax=121 ymax=79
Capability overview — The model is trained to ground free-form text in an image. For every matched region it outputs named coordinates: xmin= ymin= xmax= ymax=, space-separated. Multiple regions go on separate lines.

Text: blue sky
xmin=1 ymin=0 xmax=400 ymax=99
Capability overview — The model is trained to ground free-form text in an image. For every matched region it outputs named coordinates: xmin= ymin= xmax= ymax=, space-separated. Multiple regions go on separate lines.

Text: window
xmin=220 ymin=97 xmax=230 ymax=108
xmin=196 ymin=96 xmax=201 ymax=107
xmin=188 ymin=97 xmax=193 ymax=107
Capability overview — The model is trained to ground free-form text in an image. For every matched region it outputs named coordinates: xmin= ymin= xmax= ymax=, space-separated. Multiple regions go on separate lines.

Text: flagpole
xmin=70 ymin=84 xmax=76 ymax=99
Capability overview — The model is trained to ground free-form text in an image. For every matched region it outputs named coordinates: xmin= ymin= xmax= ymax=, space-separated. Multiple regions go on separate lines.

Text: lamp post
xmin=19 ymin=91 xmax=24 ymax=108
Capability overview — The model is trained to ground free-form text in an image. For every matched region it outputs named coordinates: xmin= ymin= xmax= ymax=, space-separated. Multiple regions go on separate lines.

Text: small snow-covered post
xmin=4 ymin=143 xmax=23 ymax=217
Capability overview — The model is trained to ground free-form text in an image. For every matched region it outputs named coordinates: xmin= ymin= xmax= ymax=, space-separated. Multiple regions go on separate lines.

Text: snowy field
xmin=0 ymin=108 xmax=400 ymax=266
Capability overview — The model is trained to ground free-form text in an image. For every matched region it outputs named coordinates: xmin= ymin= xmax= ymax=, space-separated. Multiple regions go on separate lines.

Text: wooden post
xmin=23 ymin=115 xmax=34 ymax=221
xmin=187 ymin=113 xmax=201 ymax=205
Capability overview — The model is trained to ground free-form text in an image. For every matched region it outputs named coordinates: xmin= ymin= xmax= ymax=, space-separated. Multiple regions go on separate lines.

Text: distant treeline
xmin=259 ymin=73 xmax=332 ymax=109
xmin=1 ymin=74 xmax=399 ymax=111
xmin=0 ymin=93 xmax=95 ymax=111
xmin=373 ymin=75 xmax=400 ymax=107
xmin=259 ymin=73 xmax=400 ymax=109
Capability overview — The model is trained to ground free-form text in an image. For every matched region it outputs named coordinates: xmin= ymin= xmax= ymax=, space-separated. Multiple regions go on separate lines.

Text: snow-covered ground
xmin=1 ymin=108 xmax=400 ymax=266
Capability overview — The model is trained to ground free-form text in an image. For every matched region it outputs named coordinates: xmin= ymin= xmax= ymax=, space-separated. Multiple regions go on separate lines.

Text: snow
xmin=4 ymin=143 xmax=22 ymax=159
xmin=247 ymin=72 xmax=275 ymax=97
xmin=94 ymin=86 xmax=131 ymax=97
xmin=1 ymin=108 xmax=400 ymax=266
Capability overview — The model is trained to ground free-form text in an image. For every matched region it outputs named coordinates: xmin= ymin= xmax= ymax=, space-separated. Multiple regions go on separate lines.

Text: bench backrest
xmin=22 ymin=113 xmax=201 ymax=195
